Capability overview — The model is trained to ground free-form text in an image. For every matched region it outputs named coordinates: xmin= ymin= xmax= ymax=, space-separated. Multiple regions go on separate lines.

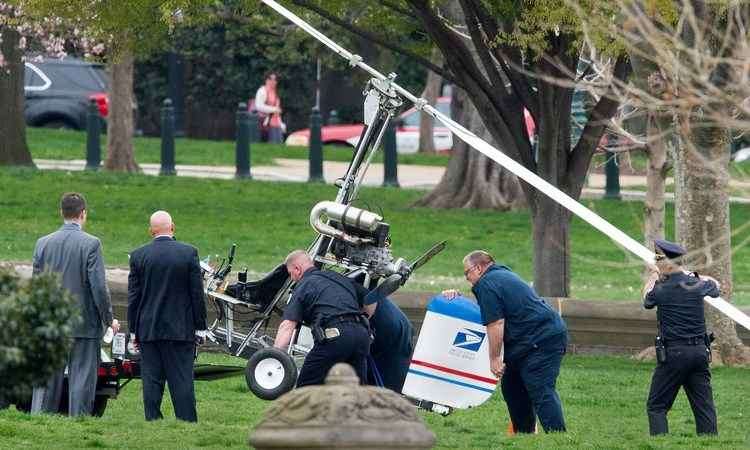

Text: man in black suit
xmin=127 ymin=210 xmax=207 ymax=422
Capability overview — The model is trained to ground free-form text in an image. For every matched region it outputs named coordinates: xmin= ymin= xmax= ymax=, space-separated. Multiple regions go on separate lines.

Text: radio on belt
xmin=402 ymin=295 xmax=498 ymax=410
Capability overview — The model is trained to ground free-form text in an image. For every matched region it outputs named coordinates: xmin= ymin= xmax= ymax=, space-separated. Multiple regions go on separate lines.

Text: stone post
xmin=249 ymin=363 xmax=435 ymax=450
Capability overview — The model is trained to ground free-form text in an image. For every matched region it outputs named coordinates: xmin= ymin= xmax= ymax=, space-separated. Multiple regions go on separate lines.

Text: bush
xmin=0 ymin=270 xmax=80 ymax=402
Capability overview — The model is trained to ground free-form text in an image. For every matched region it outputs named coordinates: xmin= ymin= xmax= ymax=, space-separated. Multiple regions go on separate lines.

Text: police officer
xmin=360 ymin=288 xmax=414 ymax=393
xmin=643 ymin=239 xmax=720 ymax=436
xmin=274 ymin=250 xmax=371 ymax=387
xmin=443 ymin=250 xmax=568 ymax=433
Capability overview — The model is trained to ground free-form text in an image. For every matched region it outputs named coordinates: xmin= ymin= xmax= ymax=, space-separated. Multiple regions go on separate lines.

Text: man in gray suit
xmin=31 ymin=192 xmax=119 ymax=416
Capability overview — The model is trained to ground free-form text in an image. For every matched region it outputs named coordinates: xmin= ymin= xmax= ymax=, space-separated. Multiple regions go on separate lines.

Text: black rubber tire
xmin=245 ymin=347 xmax=297 ymax=400
xmin=91 ymin=395 xmax=108 ymax=417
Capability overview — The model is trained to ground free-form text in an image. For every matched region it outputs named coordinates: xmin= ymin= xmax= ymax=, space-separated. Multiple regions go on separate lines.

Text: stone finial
xmin=249 ymin=363 xmax=435 ymax=449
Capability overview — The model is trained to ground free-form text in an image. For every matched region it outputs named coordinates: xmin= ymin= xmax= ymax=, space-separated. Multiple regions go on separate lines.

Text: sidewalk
xmin=34 ymin=158 xmax=445 ymax=189
xmin=34 ymin=158 xmax=750 ymax=203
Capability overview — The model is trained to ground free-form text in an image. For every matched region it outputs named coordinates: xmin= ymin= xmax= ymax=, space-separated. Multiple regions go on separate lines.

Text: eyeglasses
xmin=464 ymin=265 xmax=477 ymax=278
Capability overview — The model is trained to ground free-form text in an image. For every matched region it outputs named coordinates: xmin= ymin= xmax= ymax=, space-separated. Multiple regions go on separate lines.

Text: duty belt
xmin=663 ymin=335 xmax=706 ymax=347
xmin=323 ymin=314 xmax=368 ymax=328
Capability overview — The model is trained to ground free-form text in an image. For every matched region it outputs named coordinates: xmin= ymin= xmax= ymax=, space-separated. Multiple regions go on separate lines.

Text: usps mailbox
xmin=402 ymin=295 xmax=498 ymax=409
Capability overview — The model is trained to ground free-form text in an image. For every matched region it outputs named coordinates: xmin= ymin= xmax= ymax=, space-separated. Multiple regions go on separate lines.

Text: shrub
xmin=0 ymin=270 xmax=80 ymax=402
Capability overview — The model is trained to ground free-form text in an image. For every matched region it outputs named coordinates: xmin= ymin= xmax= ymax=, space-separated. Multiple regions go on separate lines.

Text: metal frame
xmin=203 ymin=77 xmax=405 ymax=362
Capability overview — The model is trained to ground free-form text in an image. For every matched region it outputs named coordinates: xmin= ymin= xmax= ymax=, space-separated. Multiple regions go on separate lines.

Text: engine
xmin=309 ymin=201 xmax=408 ymax=277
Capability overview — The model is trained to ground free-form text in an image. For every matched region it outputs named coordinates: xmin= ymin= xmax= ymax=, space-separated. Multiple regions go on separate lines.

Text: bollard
xmin=236 ymin=102 xmax=252 ymax=179
xmin=248 ymin=108 xmax=260 ymax=144
xmin=382 ymin=120 xmax=399 ymax=187
xmin=309 ymin=107 xmax=324 ymax=182
xmin=327 ymin=109 xmax=341 ymax=125
xmin=160 ymin=98 xmax=176 ymax=176
xmin=249 ymin=363 xmax=435 ymax=450
xmin=604 ymin=150 xmax=621 ymax=200
xmin=85 ymin=99 xmax=101 ymax=171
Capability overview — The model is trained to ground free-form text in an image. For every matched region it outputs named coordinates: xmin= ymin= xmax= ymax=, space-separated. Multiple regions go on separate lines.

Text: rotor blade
xmin=410 ymin=240 xmax=447 ymax=273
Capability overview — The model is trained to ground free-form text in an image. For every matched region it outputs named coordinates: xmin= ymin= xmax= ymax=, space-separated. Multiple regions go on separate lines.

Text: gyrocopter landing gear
xmin=245 ymin=347 xmax=297 ymax=400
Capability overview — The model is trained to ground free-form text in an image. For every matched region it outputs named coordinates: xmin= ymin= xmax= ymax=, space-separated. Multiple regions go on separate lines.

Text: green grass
xmin=1 ymin=353 xmax=747 ymax=449
xmin=26 ymin=127 xmax=451 ymax=167
xmin=1 ymin=167 xmax=750 ymax=304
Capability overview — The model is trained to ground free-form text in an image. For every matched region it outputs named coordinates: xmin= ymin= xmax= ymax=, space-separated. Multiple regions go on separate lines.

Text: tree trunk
xmin=673 ymin=112 xmax=750 ymax=365
xmin=414 ymin=87 xmax=524 ymax=209
xmin=0 ymin=27 xmax=34 ymax=167
xmin=643 ymin=112 xmax=670 ymax=246
xmin=532 ymin=198 xmax=570 ymax=296
xmin=418 ymin=50 xmax=441 ymax=153
xmin=104 ymin=49 xmax=139 ymax=172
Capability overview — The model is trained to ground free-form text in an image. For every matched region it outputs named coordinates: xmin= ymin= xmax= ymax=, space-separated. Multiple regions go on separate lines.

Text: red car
xmin=286 ymin=97 xmax=537 ymax=154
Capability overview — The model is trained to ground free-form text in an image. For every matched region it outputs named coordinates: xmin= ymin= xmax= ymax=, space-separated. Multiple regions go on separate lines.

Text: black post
xmin=236 ymin=102 xmax=251 ymax=179
xmin=248 ymin=108 xmax=260 ymax=144
xmin=604 ymin=151 xmax=621 ymax=200
xmin=383 ymin=120 xmax=399 ymax=187
xmin=160 ymin=99 xmax=176 ymax=176
xmin=167 ymin=51 xmax=185 ymax=137
xmin=85 ymin=99 xmax=101 ymax=171
xmin=309 ymin=107 xmax=324 ymax=182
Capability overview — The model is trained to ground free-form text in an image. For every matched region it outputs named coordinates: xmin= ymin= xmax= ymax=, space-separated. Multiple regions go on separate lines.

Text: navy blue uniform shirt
xmin=282 ymin=268 xmax=362 ymax=326
xmin=471 ymin=264 xmax=566 ymax=362
xmin=368 ymin=296 xmax=413 ymax=357
xmin=644 ymin=271 xmax=719 ymax=341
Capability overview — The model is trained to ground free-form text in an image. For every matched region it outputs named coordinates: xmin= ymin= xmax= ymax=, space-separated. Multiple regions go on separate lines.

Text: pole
xmin=160 ymin=98 xmax=176 ymax=176
xmin=309 ymin=107 xmax=324 ymax=182
xmin=236 ymin=102 xmax=252 ymax=179
xmin=382 ymin=120 xmax=399 ymax=187
xmin=167 ymin=51 xmax=185 ymax=137
xmin=604 ymin=150 xmax=621 ymax=200
xmin=85 ymin=99 xmax=101 ymax=171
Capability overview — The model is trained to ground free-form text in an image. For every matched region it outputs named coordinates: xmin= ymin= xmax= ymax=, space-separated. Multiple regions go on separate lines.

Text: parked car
xmin=287 ymin=97 xmax=535 ymax=154
xmin=24 ymin=56 xmax=109 ymax=129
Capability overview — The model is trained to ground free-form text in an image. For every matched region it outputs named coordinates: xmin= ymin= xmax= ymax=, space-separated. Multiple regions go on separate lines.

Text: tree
xmin=417 ymin=49 xmax=441 ymax=154
xmin=292 ymin=0 xmax=629 ymax=297
xmin=0 ymin=19 xmax=32 ymax=166
xmin=416 ymin=86 xmax=524 ymax=209
xmin=2 ymin=2 xmax=109 ymax=167
xmin=104 ymin=46 xmax=139 ymax=172
xmin=576 ymin=1 xmax=750 ymax=364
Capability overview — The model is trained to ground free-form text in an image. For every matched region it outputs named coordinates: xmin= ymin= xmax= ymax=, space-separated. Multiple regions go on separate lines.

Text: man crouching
xmin=274 ymin=250 xmax=370 ymax=387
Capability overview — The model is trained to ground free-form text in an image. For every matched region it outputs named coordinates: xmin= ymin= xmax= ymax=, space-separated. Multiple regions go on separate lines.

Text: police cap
xmin=654 ymin=238 xmax=686 ymax=259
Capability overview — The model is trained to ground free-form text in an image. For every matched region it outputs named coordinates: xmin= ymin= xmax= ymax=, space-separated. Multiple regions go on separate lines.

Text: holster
xmin=704 ymin=332 xmax=715 ymax=363
xmin=311 ymin=322 xmax=327 ymax=344
xmin=655 ymin=336 xmax=667 ymax=364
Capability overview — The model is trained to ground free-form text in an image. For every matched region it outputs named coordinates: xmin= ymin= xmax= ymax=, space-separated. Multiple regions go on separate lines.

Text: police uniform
xmin=472 ymin=264 xmax=568 ymax=433
xmin=283 ymin=267 xmax=371 ymax=387
xmin=360 ymin=289 xmax=414 ymax=392
xmin=644 ymin=239 xmax=719 ymax=435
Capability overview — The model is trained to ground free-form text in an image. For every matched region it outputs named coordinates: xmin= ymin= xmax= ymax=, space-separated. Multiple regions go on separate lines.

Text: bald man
xmin=275 ymin=250 xmax=371 ymax=387
xmin=127 ymin=211 xmax=206 ymax=422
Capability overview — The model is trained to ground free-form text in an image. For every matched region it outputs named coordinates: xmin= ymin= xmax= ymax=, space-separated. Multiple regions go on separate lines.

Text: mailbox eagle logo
xmin=452 ymin=328 xmax=486 ymax=352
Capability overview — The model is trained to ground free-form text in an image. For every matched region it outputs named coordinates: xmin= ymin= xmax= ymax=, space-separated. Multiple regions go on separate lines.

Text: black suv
xmin=24 ymin=56 xmax=109 ymax=129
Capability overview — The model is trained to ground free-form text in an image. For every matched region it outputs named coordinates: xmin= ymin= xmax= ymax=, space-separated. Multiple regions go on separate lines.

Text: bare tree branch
xmin=567 ymin=53 xmax=632 ymax=197
xmin=467 ymin=0 xmax=540 ymax=121
xmin=289 ymin=0 xmax=457 ymax=84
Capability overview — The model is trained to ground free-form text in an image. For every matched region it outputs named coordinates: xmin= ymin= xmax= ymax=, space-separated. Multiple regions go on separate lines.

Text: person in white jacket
xmin=254 ymin=72 xmax=286 ymax=143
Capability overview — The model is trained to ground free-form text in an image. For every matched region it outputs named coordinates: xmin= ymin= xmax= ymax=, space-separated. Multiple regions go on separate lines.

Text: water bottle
xmin=103 ymin=326 xmax=114 ymax=344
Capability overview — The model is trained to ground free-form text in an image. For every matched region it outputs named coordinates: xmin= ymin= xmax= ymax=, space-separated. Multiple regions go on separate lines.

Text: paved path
xmin=34 ymin=158 xmax=445 ymax=189
xmin=34 ymin=158 xmax=750 ymax=203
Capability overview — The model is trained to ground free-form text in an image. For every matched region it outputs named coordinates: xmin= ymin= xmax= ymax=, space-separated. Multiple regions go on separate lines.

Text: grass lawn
xmin=0 ymin=353 xmax=747 ymax=449
xmin=1 ymin=168 xmax=749 ymax=304
xmin=26 ymin=127 xmax=451 ymax=167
